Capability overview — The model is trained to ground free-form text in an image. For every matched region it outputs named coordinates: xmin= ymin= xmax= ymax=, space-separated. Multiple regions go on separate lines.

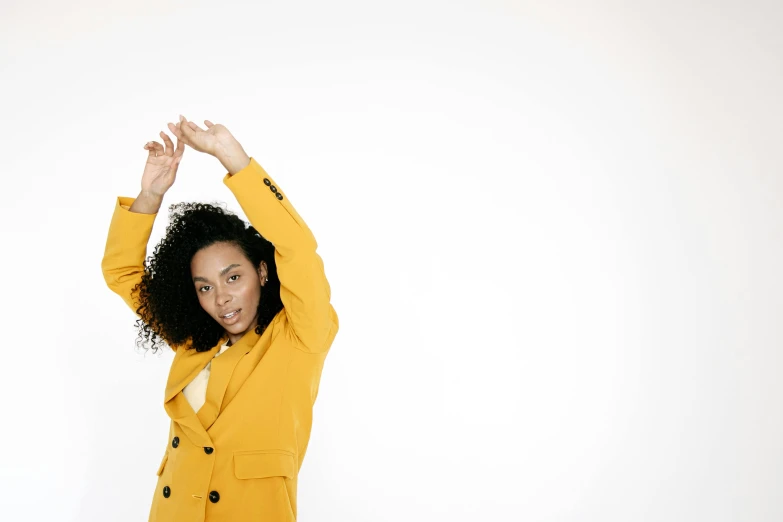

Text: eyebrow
xmin=193 ymin=263 xmax=242 ymax=283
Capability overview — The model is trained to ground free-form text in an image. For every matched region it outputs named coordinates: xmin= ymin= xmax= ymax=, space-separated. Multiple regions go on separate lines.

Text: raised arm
xmin=224 ymin=157 xmax=336 ymax=352
xmin=101 ymin=193 xmax=160 ymax=313
xmin=169 ymin=116 xmax=337 ymax=353
xmin=101 ymin=129 xmax=184 ymax=313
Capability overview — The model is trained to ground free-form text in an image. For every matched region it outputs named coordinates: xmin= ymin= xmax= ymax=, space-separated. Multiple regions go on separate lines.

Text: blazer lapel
xmin=164 ymin=393 xmax=212 ymax=447
xmin=163 ymin=341 xmax=222 ymax=447
xmin=162 ymin=318 xmax=279 ymax=440
xmin=164 ymin=342 xmax=222 ymax=403
xmin=196 ymin=327 xmax=264 ymax=430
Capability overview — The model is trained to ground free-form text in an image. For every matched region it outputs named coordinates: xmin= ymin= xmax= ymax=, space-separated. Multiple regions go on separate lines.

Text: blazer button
xmin=204 ymin=446 xmax=214 ymax=455
xmin=162 ymin=486 xmax=171 ymax=498
xmin=171 ymin=437 xmax=179 ymax=448
xmin=209 ymin=491 xmax=220 ymax=503
xmin=276 ymin=193 xmax=284 ymax=201
xmin=263 ymin=178 xmax=271 ymax=186
xmin=270 ymin=185 xmax=277 ymax=193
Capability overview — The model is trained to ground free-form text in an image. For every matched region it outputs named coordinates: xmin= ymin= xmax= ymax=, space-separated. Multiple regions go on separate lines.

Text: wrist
xmin=216 ymin=141 xmax=250 ymax=175
xmin=131 ymin=191 xmax=164 ymax=214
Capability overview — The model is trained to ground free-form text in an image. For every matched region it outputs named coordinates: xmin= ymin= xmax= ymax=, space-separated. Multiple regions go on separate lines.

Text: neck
xmin=226 ymin=314 xmax=260 ymax=346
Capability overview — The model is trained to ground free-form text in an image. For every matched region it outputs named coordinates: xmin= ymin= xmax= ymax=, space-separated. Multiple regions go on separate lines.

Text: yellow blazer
xmin=101 ymin=158 xmax=339 ymax=521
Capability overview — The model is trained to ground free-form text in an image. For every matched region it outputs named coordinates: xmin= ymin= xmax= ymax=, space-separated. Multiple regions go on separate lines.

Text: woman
xmin=101 ymin=115 xmax=339 ymax=522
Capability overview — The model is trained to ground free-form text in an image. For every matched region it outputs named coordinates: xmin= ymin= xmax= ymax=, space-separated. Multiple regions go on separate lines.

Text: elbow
xmin=290 ymin=305 xmax=338 ymax=354
xmin=100 ymin=258 xmax=115 ymax=289
xmin=100 ymin=258 xmax=122 ymax=291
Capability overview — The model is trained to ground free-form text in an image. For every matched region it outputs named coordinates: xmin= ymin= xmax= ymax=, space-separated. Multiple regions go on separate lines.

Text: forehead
xmin=190 ymin=242 xmax=249 ymax=272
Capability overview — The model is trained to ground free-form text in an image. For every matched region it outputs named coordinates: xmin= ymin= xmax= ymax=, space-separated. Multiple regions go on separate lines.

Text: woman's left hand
xmin=167 ymin=115 xmax=251 ymax=174
xmin=167 ymin=115 xmax=235 ymax=156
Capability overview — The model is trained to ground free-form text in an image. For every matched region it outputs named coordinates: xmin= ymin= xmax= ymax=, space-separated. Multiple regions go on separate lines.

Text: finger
xmin=167 ymin=122 xmax=184 ymax=140
xmin=186 ymin=120 xmax=206 ymax=133
xmin=160 ymin=131 xmax=175 ymax=156
xmin=146 ymin=141 xmax=164 ymax=157
xmin=204 ymin=120 xmax=214 ymax=128
xmin=174 ymin=135 xmax=185 ymax=158
xmin=178 ymin=116 xmax=197 ymax=140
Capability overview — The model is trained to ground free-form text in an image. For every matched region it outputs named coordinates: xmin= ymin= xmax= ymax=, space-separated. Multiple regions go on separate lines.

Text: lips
xmin=220 ymin=308 xmax=242 ymax=324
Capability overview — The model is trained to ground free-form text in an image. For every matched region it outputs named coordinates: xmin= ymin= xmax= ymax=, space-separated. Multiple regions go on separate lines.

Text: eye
xmin=199 ymin=285 xmax=212 ymax=292
xmin=228 ymin=275 xmax=239 ymax=282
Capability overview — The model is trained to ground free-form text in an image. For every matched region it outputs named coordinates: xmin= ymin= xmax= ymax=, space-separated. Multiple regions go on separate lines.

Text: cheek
xmin=195 ymin=291 xmax=212 ymax=313
xmin=239 ymin=280 xmax=262 ymax=302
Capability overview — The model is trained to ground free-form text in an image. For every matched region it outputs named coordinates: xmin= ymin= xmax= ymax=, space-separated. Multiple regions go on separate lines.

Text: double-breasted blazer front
xmin=101 ymin=157 xmax=339 ymax=521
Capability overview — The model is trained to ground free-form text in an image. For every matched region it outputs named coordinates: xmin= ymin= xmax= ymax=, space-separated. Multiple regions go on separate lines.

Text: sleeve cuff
xmin=222 ymin=157 xmax=264 ymax=186
xmin=116 ymin=196 xmax=159 ymax=217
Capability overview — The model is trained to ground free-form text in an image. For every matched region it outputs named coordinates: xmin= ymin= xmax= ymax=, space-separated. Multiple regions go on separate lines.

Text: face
xmin=191 ymin=241 xmax=268 ymax=345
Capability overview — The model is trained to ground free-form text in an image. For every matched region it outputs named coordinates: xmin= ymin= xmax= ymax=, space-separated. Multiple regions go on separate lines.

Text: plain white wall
xmin=0 ymin=1 xmax=781 ymax=520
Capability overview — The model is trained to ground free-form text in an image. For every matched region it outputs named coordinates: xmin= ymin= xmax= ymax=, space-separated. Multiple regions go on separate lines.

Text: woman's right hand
xmin=140 ymin=128 xmax=185 ymax=197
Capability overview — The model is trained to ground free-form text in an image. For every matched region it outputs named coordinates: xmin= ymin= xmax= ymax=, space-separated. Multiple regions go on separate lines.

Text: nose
xmin=215 ymin=286 xmax=232 ymax=307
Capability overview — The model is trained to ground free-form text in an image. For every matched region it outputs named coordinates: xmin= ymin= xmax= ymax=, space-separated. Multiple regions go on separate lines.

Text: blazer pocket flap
xmin=156 ymin=453 xmax=169 ymax=476
xmin=234 ymin=450 xmax=295 ymax=479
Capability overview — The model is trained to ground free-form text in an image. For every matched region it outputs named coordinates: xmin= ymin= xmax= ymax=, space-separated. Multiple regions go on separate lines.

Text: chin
xmin=225 ymin=322 xmax=249 ymax=334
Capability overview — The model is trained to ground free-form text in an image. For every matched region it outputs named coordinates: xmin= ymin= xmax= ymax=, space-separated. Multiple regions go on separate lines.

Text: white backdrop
xmin=0 ymin=1 xmax=781 ymax=521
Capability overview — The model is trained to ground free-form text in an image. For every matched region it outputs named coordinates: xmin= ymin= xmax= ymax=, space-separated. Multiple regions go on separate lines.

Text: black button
xmin=255 ymin=325 xmax=262 ymax=334
xmin=270 ymin=185 xmax=277 ymax=193
xmin=204 ymin=446 xmax=214 ymax=455
xmin=209 ymin=491 xmax=220 ymax=503
xmin=263 ymin=178 xmax=271 ymax=186
xmin=163 ymin=486 xmax=171 ymax=498
xmin=276 ymin=193 xmax=283 ymax=200
xmin=171 ymin=437 xmax=179 ymax=448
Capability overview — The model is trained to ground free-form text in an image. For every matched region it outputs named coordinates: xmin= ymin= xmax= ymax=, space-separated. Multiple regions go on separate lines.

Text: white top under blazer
xmin=182 ymin=339 xmax=231 ymax=412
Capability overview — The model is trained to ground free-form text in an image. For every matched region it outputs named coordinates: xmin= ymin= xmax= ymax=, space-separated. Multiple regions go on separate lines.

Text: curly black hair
xmin=132 ymin=202 xmax=283 ymax=353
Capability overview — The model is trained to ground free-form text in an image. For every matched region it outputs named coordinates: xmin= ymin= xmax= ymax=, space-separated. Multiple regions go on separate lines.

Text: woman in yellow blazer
xmin=101 ymin=115 xmax=339 ymax=521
